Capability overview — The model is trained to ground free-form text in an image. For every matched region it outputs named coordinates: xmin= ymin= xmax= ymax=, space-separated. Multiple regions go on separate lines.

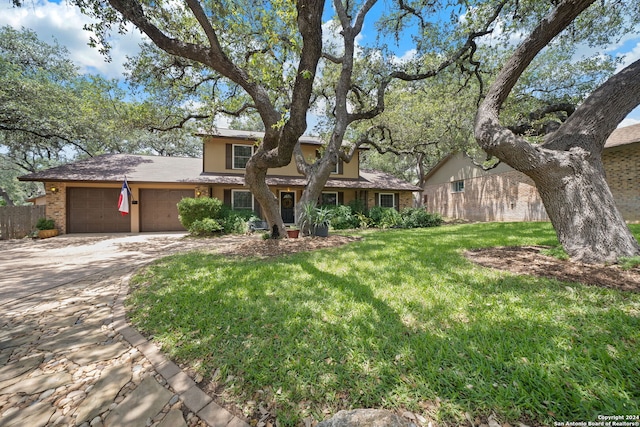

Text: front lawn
xmin=127 ymin=222 xmax=640 ymax=426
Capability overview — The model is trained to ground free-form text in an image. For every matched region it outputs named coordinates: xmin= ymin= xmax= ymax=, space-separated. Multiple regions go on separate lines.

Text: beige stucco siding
xmin=203 ymin=136 xmax=360 ymax=179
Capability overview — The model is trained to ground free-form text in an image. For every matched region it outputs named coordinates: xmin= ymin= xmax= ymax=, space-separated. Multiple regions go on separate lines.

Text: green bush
xmin=221 ymin=210 xmax=253 ymax=234
xmin=347 ymin=198 xmax=366 ymax=214
xmin=368 ymin=206 xmax=402 ymax=229
xmin=36 ymin=218 xmax=55 ymax=230
xmin=400 ymin=208 xmax=443 ymax=228
xmin=328 ymin=205 xmax=359 ymax=230
xmin=177 ymin=197 xmax=224 ymax=229
xmin=188 ymin=218 xmax=223 ymax=236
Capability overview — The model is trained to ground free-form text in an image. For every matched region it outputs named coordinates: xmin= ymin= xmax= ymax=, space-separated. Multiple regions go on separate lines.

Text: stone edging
xmin=112 ymin=272 xmax=248 ymax=427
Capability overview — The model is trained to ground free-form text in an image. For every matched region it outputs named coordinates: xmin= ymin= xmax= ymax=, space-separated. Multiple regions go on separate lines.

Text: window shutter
xmin=337 ymin=159 xmax=344 ymax=174
xmin=226 ymin=144 xmax=232 ymax=169
xmin=374 ymin=192 xmax=379 ymax=207
xmin=338 ymin=192 xmax=344 ymax=205
xmin=395 ymin=192 xmax=400 ymax=211
xmin=224 ymin=189 xmax=231 ymax=206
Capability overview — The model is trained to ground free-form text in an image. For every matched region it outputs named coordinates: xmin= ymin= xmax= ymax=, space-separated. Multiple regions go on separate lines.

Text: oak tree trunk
xmin=474 ymin=0 xmax=640 ymax=264
xmin=527 ymin=149 xmax=640 ymax=263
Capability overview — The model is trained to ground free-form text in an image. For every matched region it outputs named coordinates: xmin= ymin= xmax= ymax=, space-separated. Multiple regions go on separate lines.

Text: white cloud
xmin=615 ymin=39 xmax=640 ymax=72
xmin=0 ymin=0 xmax=145 ymax=79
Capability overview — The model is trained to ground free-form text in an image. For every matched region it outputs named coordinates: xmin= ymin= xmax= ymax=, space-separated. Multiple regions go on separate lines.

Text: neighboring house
xmin=19 ymin=129 xmax=421 ymax=234
xmin=423 ymin=123 xmax=640 ymax=223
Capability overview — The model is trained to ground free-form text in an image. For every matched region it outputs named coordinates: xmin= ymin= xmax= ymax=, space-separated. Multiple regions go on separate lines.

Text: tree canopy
xmin=0 ymin=26 xmax=200 ymax=204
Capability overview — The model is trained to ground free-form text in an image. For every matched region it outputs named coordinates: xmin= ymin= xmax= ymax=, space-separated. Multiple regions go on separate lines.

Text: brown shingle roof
xmin=19 ymin=154 xmax=421 ymax=192
xmin=606 ymin=123 xmax=640 ymax=148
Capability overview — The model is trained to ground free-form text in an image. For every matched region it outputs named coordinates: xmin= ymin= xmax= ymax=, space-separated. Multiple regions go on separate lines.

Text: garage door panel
xmin=67 ymin=188 xmax=131 ymax=233
xmin=140 ymin=189 xmax=192 ymax=232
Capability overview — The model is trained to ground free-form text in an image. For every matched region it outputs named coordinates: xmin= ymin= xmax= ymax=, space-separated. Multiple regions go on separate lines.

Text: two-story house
xmin=19 ymin=129 xmax=421 ymax=234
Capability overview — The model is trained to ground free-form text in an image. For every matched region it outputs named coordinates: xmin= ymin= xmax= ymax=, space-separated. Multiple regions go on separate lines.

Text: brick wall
xmin=603 ymin=142 xmax=640 ymax=222
xmin=424 ymin=142 xmax=640 ymax=223
xmin=45 ymin=181 xmax=67 ymax=234
xmin=424 ymin=171 xmax=548 ymax=222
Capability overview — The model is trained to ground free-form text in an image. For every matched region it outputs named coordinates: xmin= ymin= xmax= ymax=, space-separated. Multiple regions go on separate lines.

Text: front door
xmin=280 ymin=191 xmax=295 ymax=224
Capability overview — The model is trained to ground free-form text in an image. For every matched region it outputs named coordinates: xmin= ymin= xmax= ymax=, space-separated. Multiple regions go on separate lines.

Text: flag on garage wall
xmin=118 ymin=178 xmax=131 ymax=216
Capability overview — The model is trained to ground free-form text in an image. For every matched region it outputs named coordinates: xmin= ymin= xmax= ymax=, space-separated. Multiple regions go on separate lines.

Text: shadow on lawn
xmin=129 ymin=226 xmax=639 ymax=426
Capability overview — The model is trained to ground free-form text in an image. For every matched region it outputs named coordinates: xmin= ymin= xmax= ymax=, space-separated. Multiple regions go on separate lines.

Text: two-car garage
xmin=67 ymin=187 xmax=192 ymax=233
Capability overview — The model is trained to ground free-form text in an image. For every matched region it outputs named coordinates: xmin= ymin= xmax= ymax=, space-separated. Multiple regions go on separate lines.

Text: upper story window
xmin=379 ymin=193 xmax=395 ymax=208
xmin=316 ymin=149 xmax=340 ymax=174
xmin=452 ymin=180 xmax=464 ymax=193
xmin=233 ymin=145 xmax=254 ymax=169
xmin=321 ymin=192 xmax=338 ymax=206
xmin=232 ymin=189 xmax=253 ymax=211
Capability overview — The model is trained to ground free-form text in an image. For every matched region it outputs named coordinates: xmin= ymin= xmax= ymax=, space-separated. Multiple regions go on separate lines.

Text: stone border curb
xmin=114 ymin=272 xmax=249 ymax=427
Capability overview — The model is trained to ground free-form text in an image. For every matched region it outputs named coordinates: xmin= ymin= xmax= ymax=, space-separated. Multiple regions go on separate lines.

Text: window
xmin=233 ymin=145 xmax=253 ymax=169
xmin=232 ymin=190 xmax=253 ymax=211
xmin=316 ymin=150 xmax=339 ymax=174
xmin=321 ymin=192 xmax=338 ymax=206
xmin=452 ymin=180 xmax=464 ymax=193
xmin=379 ymin=193 xmax=395 ymax=208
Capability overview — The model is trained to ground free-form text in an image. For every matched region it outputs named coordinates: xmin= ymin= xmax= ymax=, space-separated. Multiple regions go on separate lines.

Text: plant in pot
xmin=312 ymin=206 xmax=332 ymax=237
xmin=286 ymin=226 xmax=300 ymax=238
xmin=36 ymin=218 xmax=58 ymax=239
xmin=298 ymin=202 xmax=332 ymax=237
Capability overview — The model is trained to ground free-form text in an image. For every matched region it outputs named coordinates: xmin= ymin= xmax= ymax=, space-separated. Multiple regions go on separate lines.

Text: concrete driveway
xmin=0 ymin=232 xmax=240 ymax=306
xmin=0 ymin=232 xmax=251 ymax=427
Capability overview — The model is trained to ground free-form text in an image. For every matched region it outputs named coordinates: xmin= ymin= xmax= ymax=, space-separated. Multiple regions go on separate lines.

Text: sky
xmin=2 ymin=0 xmax=639 ymax=127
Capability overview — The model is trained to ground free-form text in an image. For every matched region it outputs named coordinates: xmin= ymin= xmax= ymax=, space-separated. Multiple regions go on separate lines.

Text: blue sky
xmin=2 ymin=0 xmax=639 ymax=126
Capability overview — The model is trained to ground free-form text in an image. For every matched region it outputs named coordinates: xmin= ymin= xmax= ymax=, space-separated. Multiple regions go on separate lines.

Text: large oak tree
xmin=474 ymin=0 xmax=640 ymax=263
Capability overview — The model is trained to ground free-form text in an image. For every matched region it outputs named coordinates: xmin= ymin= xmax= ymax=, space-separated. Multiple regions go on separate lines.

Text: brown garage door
xmin=67 ymin=188 xmax=131 ymax=233
xmin=139 ymin=189 xmax=192 ymax=232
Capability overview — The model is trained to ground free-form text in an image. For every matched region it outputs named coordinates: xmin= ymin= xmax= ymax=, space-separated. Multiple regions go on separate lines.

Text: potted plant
xmin=312 ymin=207 xmax=332 ymax=237
xmin=286 ymin=226 xmax=300 ymax=238
xmin=36 ymin=218 xmax=58 ymax=239
xmin=298 ymin=202 xmax=332 ymax=237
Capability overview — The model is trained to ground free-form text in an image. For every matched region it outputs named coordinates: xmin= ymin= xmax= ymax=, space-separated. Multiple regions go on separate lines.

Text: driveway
xmin=0 ymin=232 xmax=252 ymax=427
xmin=0 ymin=232 xmax=242 ymax=306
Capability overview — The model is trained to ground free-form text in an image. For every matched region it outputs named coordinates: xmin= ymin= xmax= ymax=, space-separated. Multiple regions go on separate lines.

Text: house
xmin=423 ymin=123 xmax=640 ymax=223
xmin=18 ymin=129 xmax=421 ymax=234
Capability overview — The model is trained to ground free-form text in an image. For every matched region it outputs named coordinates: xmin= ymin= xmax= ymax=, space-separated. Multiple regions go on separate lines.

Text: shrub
xmin=347 ymin=198 xmax=366 ymax=214
xmin=328 ymin=205 xmax=359 ymax=230
xmin=177 ymin=197 xmax=224 ymax=229
xmin=188 ymin=218 xmax=223 ymax=236
xmin=221 ymin=210 xmax=253 ymax=234
xmin=368 ymin=206 xmax=402 ymax=229
xmin=400 ymin=208 xmax=443 ymax=228
xmin=36 ymin=218 xmax=55 ymax=230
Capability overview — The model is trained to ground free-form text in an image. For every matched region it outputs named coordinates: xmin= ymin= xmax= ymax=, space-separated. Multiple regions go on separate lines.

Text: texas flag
xmin=118 ymin=179 xmax=130 ymax=216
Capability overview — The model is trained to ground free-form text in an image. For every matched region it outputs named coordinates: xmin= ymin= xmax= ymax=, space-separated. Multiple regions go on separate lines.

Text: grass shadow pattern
xmin=127 ymin=223 xmax=640 ymax=426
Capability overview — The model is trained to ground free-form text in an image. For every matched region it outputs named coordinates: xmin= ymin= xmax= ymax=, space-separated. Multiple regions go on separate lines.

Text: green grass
xmin=127 ymin=222 xmax=640 ymax=426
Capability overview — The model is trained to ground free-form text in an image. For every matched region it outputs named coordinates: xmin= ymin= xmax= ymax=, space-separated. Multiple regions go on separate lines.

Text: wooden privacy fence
xmin=0 ymin=205 xmax=46 ymax=240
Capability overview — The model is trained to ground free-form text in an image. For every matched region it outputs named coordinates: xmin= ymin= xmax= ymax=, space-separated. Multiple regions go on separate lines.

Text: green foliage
xmin=220 ymin=209 xmax=253 ymax=234
xmin=347 ymin=198 xmax=366 ymax=215
xmin=188 ymin=218 xmax=223 ymax=236
xmin=400 ymin=207 xmax=443 ymax=228
xmin=177 ymin=197 xmax=224 ymax=229
xmin=35 ymin=218 xmax=55 ymax=230
xmin=368 ymin=206 xmax=402 ymax=229
xmin=327 ymin=205 xmax=359 ymax=230
xmin=128 ymin=223 xmax=640 ymax=426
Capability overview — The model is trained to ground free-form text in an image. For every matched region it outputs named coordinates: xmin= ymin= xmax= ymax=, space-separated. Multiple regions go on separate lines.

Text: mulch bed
xmin=465 ymin=245 xmax=640 ymax=292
